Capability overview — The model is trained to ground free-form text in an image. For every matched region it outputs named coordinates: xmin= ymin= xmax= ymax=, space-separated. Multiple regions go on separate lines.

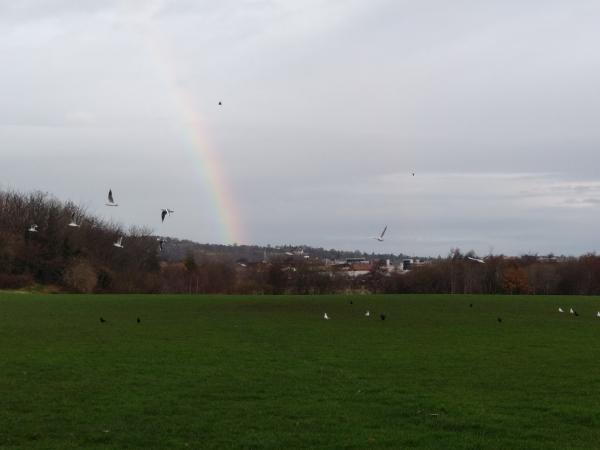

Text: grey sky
xmin=2 ymin=0 xmax=600 ymax=256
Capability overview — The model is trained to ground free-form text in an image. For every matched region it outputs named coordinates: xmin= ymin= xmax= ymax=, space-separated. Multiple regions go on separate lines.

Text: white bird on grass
xmin=113 ymin=237 xmax=124 ymax=248
xmin=68 ymin=213 xmax=81 ymax=228
xmin=570 ymin=308 xmax=575 ymax=314
xmin=161 ymin=209 xmax=174 ymax=223
xmin=28 ymin=224 xmax=38 ymax=233
xmin=597 ymin=311 xmax=600 ymax=318
xmin=105 ymin=189 xmax=118 ymax=207
xmin=372 ymin=225 xmax=387 ymax=242
xmin=323 ymin=313 xmax=330 ymax=320
xmin=558 ymin=307 xmax=564 ymax=313
xmin=365 ymin=310 xmax=370 ymax=317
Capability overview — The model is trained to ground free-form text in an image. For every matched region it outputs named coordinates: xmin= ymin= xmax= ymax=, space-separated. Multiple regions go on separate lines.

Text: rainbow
xmin=144 ymin=29 xmax=245 ymax=244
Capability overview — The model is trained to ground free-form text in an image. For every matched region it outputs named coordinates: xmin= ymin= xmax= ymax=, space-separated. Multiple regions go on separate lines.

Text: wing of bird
xmin=161 ymin=210 xmax=167 ymax=222
xmin=380 ymin=226 xmax=387 ymax=238
xmin=108 ymin=189 xmax=114 ymax=203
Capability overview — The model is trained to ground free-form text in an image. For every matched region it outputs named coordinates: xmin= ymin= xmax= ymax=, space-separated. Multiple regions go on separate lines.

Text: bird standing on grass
xmin=323 ymin=313 xmax=330 ymax=320
xmin=137 ymin=317 xmax=141 ymax=324
xmin=497 ymin=317 xmax=502 ymax=323
xmin=100 ymin=317 xmax=106 ymax=323
xmin=380 ymin=314 xmax=386 ymax=321
xmin=558 ymin=307 xmax=564 ymax=313
xmin=570 ymin=308 xmax=575 ymax=314
xmin=365 ymin=310 xmax=370 ymax=317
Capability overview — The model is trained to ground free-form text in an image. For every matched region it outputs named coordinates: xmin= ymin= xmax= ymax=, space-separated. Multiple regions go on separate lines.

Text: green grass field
xmin=1 ymin=294 xmax=600 ymax=449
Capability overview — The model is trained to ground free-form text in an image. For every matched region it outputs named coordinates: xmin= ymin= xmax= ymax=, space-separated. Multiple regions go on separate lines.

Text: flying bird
xmin=218 ymin=101 xmax=222 ymax=106
xmin=558 ymin=307 xmax=564 ymax=313
xmin=113 ymin=237 xmax=124 ymax=248
xmin=161 ymin=209 xmax=174 ymax=223
xmin=28 ymin=224 xmax=38 ymax=233
xmin=372 ymin=226 xmax=387 ymax=242
xmin=365 ymin=310 xmax=370 ymax=317
xmin=467 ymin=256 xmax=485 ymax=264
xmin=323 ymin=313 xmax=330 ymax=320
xmin=411 ymin=172 xmax=415 ymax=176
xmin=105 ymin=189 xmax=118 ymax=206
xmin=68 ymin=213 xmax=81 ymax=228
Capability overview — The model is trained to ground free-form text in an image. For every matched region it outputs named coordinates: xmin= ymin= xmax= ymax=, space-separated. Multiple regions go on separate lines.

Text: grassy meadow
xmin=1 ymin=293 xmax=600 ymax=449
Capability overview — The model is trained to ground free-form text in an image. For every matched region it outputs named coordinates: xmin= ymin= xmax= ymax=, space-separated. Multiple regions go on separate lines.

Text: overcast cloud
xmin=2 ymin=0 xmax=600 ymax=255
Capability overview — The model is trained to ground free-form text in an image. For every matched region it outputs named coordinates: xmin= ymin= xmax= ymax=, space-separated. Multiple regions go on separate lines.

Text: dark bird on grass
xmin=575 ymin=311 xmax=579 ymax=317
xmin=380 ymin=314 xmax=386 ymax=321
xmin=349 ymin=300 xmax=353 ymax=305
xmin=497 ymin=317 xmax=502 ymax=323
xmin=161 ymin=209 xmax=174 ymax=223
xmin=137 ymin=317 xmax=141 ymax=324
xmin=100 ymin=317 xmax=106 ymax=323
xmin=469 ymin=303 xmax=473 ymax=308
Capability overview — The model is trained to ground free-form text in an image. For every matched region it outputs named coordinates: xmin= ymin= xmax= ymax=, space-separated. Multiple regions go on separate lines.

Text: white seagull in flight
xmin=113 ymin=237 xmax=124 ymax=248
xmin=68 ymin=213 xmax=81 ymax=228
xmin=28 ymin=224 xmax=38 ymax=233
xmin=467 ymin=256 xmax=485 ymax=264
xmin=161 ymin=209 xmax=174 ymax=223
xmin=105 ymin=189 xmax=118 ymax=207
xmin=372 ymin=226 xmax=387 ymax=242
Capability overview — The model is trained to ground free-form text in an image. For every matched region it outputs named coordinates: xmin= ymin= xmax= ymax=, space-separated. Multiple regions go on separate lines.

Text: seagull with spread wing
xmin=161 ymin=209 xmax=174 ymax=223
xmin=105 ymin=189 xmax=118 ymax=207
xmin=372 ymin=225 xmax=387 ymax=242
xmin=68 ymin=213 xmax=81 ymax=228
xmin=113 ymin=237 xmax=124 ymax=248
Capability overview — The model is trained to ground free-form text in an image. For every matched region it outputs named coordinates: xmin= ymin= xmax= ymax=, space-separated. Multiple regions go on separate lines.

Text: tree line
xmin=2 ymin=189 xmax=600 ymax=295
